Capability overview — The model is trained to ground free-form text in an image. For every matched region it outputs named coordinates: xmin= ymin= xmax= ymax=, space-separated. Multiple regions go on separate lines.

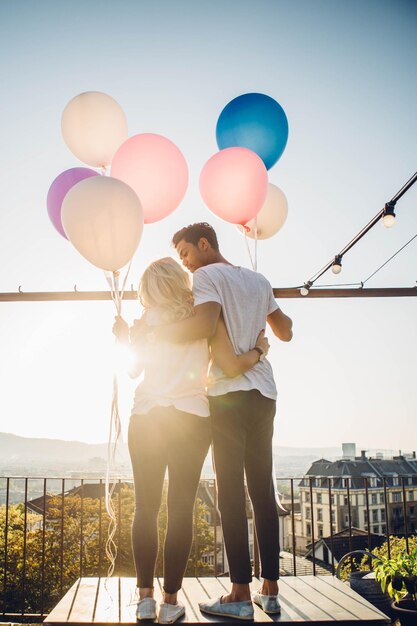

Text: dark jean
xmin=209 ymin=389 xmax=279 ymax=584
xmin=128 ymin=406 xmax=211 ymax=593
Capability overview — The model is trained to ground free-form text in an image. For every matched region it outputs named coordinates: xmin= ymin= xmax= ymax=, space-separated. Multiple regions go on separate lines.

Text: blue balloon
xmin=216 ymin=93 xmax=289 ymax=170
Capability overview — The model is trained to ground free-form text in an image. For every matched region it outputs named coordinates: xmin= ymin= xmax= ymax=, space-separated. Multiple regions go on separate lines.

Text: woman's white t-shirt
xmin=130 ymin=310 xmax=210 ymax=418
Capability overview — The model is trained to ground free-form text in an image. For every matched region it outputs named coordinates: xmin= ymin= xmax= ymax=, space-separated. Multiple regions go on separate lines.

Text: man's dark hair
xmin=172 ymin=222 xmax=219 ymax=251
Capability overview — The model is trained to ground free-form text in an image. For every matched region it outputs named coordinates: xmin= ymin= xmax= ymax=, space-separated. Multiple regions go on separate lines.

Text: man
xmin=146 ymin=222 xmax=293 ymax=620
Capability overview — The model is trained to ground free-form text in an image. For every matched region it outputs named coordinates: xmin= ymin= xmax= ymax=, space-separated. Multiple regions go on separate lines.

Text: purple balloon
xmin=47 ymin=167 xmax=99 ymax=238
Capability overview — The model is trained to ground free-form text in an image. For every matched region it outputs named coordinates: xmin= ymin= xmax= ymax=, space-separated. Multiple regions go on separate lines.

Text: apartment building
xmin=298 ymin=444 xmax=417 ymax=546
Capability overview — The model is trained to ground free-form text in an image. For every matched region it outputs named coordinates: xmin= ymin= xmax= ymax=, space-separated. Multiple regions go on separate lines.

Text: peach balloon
xmin=239 ymin=183 xmax=288 ymax=239
xmin=199 ymin=147 xmax=268 ymax=225
xmin=61 ymin=92 xmax=128 ymax=168
xmin=61 ymin=176 xmax=144 ymax=272
xmin=111 ymin=133 xmax=189 ymax=224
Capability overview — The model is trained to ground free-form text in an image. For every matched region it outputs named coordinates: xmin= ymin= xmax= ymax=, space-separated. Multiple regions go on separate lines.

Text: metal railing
xmin=1 ymin=474 xmax=416 ymax=621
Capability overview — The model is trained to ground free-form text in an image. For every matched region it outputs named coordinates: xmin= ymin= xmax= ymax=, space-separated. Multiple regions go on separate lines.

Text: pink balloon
xmin=111 ymin=133 xmax=188 ymax=224
xmin=199 ymin=147 xmax=268 ymax=225
xmin=47 ymin=167 xmax=99 ymax=238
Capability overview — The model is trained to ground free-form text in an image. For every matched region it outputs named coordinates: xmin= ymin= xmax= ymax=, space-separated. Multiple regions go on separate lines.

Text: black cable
xmin=362 ymin=233 xmax=417 ymax=285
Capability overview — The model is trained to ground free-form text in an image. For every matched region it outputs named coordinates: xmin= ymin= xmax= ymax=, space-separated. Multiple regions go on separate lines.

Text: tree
xmin=1 ymin=482 xmax=216 ymax=616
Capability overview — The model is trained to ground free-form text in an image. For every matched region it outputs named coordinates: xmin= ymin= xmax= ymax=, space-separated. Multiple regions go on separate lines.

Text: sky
xmin=0 ymin=0 xmax=416 ymax=452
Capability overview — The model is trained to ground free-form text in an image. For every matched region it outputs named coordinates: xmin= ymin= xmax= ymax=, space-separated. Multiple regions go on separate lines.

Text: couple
xmin=114 ymin=223 xmax=293 ymax=623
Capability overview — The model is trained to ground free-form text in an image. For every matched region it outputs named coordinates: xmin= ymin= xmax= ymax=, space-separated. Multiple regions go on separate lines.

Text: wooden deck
xmin=44 ymin=576 xmax=391 ymax=625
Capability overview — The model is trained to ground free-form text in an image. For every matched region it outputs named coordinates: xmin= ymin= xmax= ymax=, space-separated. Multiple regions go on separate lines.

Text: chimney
xmin=342 ymin=443 xmax=356 ymax=461
xmin=361 ymin=450 xmax=367 ymax=460
xmin=413 ymin=451 xmax=416 ymax=460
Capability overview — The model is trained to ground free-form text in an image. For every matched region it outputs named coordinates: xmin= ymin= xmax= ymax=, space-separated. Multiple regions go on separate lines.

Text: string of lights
xmin=300 ymin=171 xmax=417 ymax=296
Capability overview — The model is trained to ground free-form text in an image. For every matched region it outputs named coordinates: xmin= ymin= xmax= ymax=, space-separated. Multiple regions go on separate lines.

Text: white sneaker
xmin=252 ymin=590 xmax=281 ymax=614
xmin=136 ymin=597 xmax=157 ymax=620
xmin=158 ymin=602 xmax=185 ymax=624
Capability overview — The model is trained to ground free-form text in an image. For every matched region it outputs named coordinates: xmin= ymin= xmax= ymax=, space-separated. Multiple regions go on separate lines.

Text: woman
xmin=113 ymin=257 xmax=269 ymax=624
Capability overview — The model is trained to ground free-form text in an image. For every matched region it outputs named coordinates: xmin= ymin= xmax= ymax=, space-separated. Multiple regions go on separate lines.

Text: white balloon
xmin=61 ymin=92 xmax=128 ymax=167
xmin=239 ymin=183 xmax=288 ymax=240
xmin=61 ymin=176 xmax=144 ymax=272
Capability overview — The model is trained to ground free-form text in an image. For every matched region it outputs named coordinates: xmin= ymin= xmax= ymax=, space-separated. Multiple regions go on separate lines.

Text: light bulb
xmin=300 ymin=286 xmax=309 ymax=296
xmin=382 ymin=202 xmax=396 ymax=228
xmin=383 ymin=213 xmax=396 ymax=228
xmin=332 ymin=255 xmax=343 ymax=274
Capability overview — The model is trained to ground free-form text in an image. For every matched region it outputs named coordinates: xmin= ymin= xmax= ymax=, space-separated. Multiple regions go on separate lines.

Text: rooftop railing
xmin=1 ymin=474 xmax=416 ymax=622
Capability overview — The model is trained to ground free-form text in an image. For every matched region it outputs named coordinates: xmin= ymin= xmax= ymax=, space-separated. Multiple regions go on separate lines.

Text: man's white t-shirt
xmin=192 ymin=263 xmax=279 ymax=400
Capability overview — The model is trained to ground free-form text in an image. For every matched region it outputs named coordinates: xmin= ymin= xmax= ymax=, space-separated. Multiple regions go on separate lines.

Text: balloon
xmin=239 ymin=183 xmax=288 ymax=240
xmin=61 ymin=92 xmax=128 ymax=167
xmin=47 ymin=167 xmax=99 ymax=238
xmin=216 ymin=93 xmax=288 ymax=170
xmin=199 ymin=147 xmax=267 ymax=225
xmin=111 ymin=133 xmax=189 ymax=224
xmin=61 ymin=176 xmax=143 ymax=272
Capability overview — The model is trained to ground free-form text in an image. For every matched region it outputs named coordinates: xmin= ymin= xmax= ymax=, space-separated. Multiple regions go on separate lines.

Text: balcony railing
xmin=1 ymin=474 xmax=416 ymax=622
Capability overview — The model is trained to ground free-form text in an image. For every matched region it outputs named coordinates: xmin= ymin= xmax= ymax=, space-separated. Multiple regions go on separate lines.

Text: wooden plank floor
xmin=44 ymin=576 xmax=391 ymax=625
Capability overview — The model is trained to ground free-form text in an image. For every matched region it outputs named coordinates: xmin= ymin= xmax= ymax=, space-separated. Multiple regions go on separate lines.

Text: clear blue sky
xmin=0 ymin=0 xmax=416 ymax=450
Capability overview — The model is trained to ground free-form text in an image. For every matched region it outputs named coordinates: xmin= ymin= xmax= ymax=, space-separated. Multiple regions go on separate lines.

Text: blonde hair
xmin=138 ymin=257 xmax=194 ymax=322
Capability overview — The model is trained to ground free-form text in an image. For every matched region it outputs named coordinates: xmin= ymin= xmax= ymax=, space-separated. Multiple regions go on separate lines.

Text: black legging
xmin=128 ymin=406 xmax=211 ymax=593
xmin=209 ymin=389 xmax=279 ymax=584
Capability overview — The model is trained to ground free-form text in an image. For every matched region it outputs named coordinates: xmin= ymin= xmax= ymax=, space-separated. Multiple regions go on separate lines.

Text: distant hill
xmin=0 ymin=432 xmax=128 ymax=465
xmin=0 ymin=431 xmax=341 ymax=466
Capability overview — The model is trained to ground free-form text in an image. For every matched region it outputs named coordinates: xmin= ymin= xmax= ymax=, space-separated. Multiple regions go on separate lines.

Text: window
xmin=380 ymin=493 xmax=385 ymax=504
xmin=393 ymin=492 xmax=402 ymax=503
xmin=344 ymin=496 xmax=349 ymax=505
xmin=318 ymin=525 xmax=324 ymax=538
xmin=330 ymin=494 xmax=335 ymax=505
xmin=392 ymin=476 xmax=399 ymax=487
xmin=317 ymin=493 xmax=322 ymax=504
xmin=331 ymin=510 xmax=335 ymax=522
xmin=306 ymin=507 xmax=311 ymax=520
xmin=305 ymin=492 xmax=310 ymax=503
xmin=410 ymin=506 xmax=415 ymax=517
xmin=364 ymin=510 xmax=368 ymax=522
xmin=381 ymin=509 xmax=385 ymax=522
xmin=372 ymin=494 xmax=378 ymax=505
xmin=372 ymin=509 xmax=379 ymax=523
xmin=408 ymin=477 xmax=413 ymax=486
xmin=381 ymin=525 xmax=386 ymax=534
xmin=373 ymin=526 xmax=379 ymax=534
xmin=409 ymin=490 xmax=414 ymax=500
xmin=306 ymin=523 xmax=311 ymax=536
xmin=317 ymin=508 xmax=323 ymax=522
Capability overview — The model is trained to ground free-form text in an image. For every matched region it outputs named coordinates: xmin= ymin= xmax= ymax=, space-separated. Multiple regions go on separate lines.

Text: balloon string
xmin=243 ymin=225 xmax=258 ymax=272
xmin=103 ymin=262 xmax=133 ymax=578
xmin=243 ymin=229 xmax=256 ymax=271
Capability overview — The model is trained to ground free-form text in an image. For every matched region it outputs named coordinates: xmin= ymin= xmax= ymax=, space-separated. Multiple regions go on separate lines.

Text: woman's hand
xmin=112 ymin=316 xmax=129 ymax=344
xmin=130 ymin=316 xmax=148 ymax=345
xmin=255 ymin=329 xmax=270 ymax=358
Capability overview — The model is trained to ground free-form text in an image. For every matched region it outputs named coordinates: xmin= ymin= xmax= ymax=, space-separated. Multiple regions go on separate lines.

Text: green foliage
xmin=0 ymin=484 xmax=215 ymax=616
xmin=372 ymin=537 xmax=417 ymax=604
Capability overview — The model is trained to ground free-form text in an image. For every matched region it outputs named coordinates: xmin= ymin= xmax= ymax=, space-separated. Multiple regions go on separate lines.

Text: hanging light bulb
xmin=382 ymin=201 xmax=396 ymax=228
xmin=332 ymin=255 xmax=343 ymax=274
xmin=300 ymin=282 xmax=311 ymax=296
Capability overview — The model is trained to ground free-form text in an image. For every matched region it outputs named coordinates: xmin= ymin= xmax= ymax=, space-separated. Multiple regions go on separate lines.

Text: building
xmin=304 ymin=527 xmax=385 ymax=567
xmin=298 ymin=444 xmax=417 ymax=546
